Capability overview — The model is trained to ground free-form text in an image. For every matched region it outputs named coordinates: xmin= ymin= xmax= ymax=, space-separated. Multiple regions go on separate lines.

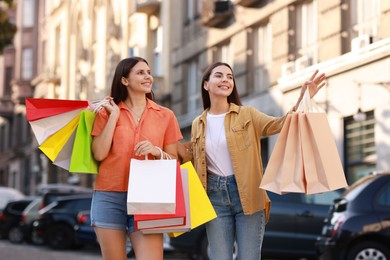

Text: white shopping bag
xmin=127 ymin=158 xmax=177 ymax=214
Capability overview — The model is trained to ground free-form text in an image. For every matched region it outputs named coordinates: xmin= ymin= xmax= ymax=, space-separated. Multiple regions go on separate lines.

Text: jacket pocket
xmin=232 ymin=120 xmax=251 ymax=151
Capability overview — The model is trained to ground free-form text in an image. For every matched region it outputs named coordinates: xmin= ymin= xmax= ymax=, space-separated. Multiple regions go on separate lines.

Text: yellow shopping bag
xmin=39 ymin=115 xmax=80 ymax=161
xmin=169 ymin=162 xmax=217 ymax=237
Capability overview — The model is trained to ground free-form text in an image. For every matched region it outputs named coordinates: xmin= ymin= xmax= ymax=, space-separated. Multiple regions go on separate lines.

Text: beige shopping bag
xmin=260 ymin=114 xmax=292 ymax=194
xmin=280 ymin=113 xmax=306 ymax=193
xmin=299 ymin=112 xmax=348 ymax=194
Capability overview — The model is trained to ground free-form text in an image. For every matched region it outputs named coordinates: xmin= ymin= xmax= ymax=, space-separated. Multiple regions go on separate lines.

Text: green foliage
xmin=0 ymin=0 xmax=16 ymax=54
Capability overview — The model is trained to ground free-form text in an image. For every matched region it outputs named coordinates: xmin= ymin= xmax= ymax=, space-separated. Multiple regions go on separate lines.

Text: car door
xmin=263 ymin=192 xmax=302 ymax=255
xmin=292 ymin=191 xmax=342 ymax=255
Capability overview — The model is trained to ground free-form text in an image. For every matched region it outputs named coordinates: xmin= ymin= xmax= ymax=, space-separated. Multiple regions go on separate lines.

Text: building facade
xmin=0 ymin=0 xmax=389 ymax=194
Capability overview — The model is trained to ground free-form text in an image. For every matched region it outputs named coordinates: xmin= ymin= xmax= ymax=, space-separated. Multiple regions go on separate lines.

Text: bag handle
xmin=296 ymin=89 xmax=323 ymax=113
xmin=144 ymin=146 xmax=172 ymax=160
xmin=88 ymin=99 xmax=110 ymax=113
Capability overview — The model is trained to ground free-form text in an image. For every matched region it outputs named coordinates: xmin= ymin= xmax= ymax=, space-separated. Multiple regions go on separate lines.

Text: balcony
xmin=135 ymin=0 xmax=161 ymax=15
xmin=234 ymin=0 xmax=264 ymax=7
xmin=201 ymin=0 xmax=234 ymax=27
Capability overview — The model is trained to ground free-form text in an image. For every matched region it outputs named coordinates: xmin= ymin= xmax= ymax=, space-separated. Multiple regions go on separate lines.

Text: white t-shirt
xmin=205 ymin=112 xmax=234 ymax=176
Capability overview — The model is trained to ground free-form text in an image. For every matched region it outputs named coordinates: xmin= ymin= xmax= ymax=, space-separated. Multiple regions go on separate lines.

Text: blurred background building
xmin=0 ymin=0 xmax=389 ymax=195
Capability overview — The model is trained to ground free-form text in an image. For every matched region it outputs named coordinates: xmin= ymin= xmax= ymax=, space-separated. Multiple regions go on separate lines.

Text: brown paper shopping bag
xmin=280 ymin=113 xmax=306 ymax=193
xmin=260 ymin=114 xmax=292 ymax=194
xmin=299 ymin=112 xmax=348 ymax=194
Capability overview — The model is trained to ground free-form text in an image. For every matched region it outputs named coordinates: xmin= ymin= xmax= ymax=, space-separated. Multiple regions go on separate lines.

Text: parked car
xmin=36 ymin=184 xmax=92 ymax=209
xmin=170 ymin=190 xmax=342 ymax=260
xmin=32 ymin=193 xmax=93 ymax=250
xmin=19 ymin=197 xmax=44 ymax=244
xmin=0 ymin=198 xmax=35 ymax=243
xmin=316 ymin=173 xmax=390 ymax=260
xmin=0 ymin=186 xmax=25 ymax=212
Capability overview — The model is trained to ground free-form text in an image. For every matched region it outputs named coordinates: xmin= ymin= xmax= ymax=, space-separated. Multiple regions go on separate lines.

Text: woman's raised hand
xmin=300 ymin=69 xmax=326 ymax=98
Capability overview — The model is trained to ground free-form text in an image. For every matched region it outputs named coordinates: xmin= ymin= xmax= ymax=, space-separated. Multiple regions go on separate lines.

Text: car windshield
xmin=341 ymin=175 xmax=376 ymax=200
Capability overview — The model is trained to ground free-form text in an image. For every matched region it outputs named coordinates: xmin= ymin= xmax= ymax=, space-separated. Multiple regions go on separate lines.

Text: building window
xmin=253 ymin=23 xmax=272 ymax=93
xmin=212 ymin=41 xmax=232 ymax=64
xmin=350 ymin=0 xmax=380 ymax=39
xmin=344 ymin=110 xmax=376 ymax=183
xmin=185 ymin=0 xmax=202 ymax=23
xmin=22 ymin=48 xmax=33 ymax=80
xmin=22 ymin=0 xmax=35 ymax=28
xmin=186 ymin=59 xmax=201 ymax=112
xmin=293 ymin=0 xmax=318 ymax=67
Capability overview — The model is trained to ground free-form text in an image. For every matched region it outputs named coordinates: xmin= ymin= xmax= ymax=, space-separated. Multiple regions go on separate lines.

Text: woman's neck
xmin=208 ymin=99 xmax=229 ymax=115
xmin=126 ymin=95 xmax=147 ymax=109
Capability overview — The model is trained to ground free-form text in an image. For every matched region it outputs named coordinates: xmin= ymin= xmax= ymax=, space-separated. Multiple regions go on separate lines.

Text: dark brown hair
xmin=201 ymin=62 xmax=242 ymax=110
xmin=110 ymin=57 xmax=154 ymax=104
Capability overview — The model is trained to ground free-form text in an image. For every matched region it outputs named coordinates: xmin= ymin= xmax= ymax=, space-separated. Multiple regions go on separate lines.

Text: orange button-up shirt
xmin=92 ymin=99 xmax=183 ymax=192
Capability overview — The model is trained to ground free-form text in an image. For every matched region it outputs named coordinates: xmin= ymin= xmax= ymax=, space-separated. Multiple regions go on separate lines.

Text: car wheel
xmin=347 ymin=241 xmax=390 ymax=260
xmin=8 ymin=227 xmax=24 ymax=244
xmin=46 ymin=224 xmax=74 ymax=250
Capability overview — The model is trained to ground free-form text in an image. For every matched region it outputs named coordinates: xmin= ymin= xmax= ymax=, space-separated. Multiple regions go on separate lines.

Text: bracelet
xmin=155 ymin=146 xmax=164 ymax=159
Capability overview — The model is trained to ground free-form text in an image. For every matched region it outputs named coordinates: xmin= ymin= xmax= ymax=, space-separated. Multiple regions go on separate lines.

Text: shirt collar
xmin=200 ymin=103 xmax=240 ymax=123
xmin=118 ymin=98 xmax=161 ymax=111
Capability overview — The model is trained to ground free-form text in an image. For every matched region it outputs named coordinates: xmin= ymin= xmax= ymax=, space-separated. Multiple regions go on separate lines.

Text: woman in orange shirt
xmin=91 ymin=57 xmax=182 ymax=260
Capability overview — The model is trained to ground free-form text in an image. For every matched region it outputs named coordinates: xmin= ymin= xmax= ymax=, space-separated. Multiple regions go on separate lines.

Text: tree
xmin=0 ymin=0 xmax=16 ymax=54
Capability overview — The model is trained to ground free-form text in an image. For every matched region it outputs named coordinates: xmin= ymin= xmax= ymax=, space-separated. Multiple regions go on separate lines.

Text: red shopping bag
xmin=26 ymin=98 xmax=88 ymax=121
xmin=134 ymin=163 xmax=186 ymax=230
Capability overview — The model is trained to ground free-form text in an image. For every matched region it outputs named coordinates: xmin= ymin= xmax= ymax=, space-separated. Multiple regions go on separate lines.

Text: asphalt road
xmin=0 ymin=239 xmax=190 ymax=260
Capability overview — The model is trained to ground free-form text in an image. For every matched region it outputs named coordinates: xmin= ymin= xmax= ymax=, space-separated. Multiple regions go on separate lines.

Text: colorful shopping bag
xmin=26 ymin=98 xmax=88 ymax=121
xmin=169 ymin=162 xmax=217 ymax=237
xmin=127 ymin=158 xmax=178 ymax=215
xmin=38 ymin=115 xmax=81 ymax=162
xmin=141 ymin=168 xmax=191 ymax=234
xmin=29 ymin=109 xmax=84 ymax=145
xmin=69 ymin=110 xmax=99 ymax=174
xmin=135 ymin=163 xmax=186 ymax=231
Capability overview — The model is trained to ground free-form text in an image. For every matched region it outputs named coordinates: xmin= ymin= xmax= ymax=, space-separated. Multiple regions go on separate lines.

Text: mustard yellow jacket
xmin=190 ymin=103 xmax=288 ymax=222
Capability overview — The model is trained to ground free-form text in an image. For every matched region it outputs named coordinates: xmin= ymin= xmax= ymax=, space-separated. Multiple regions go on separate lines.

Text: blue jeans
xmin=206 ymin=174 xmax=265 ymax=260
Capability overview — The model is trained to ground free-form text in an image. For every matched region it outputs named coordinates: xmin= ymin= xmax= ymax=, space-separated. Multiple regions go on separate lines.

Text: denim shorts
xmin=90 ymin=191 xmax=135 ymax=233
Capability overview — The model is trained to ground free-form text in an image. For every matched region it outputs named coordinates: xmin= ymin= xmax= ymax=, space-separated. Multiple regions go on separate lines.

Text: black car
xmin=37 ymin=184 xmax=92 ymax=209
xmin=19 ymin=197 xmax=44 ymax=244
xmin=316 ymin=173 xmax=390 ymax=260
xmin=170 ymin=190 xmax=342 ymax=260
xmin=32 ymin=193 xmax=92 ymax=250
xmin=0 ymin=198 xmax=35 ymax=243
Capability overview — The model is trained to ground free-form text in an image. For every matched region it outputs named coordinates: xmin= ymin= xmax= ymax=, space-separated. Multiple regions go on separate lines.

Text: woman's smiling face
xmin=204 ymin=65 xmax=235 ymax=98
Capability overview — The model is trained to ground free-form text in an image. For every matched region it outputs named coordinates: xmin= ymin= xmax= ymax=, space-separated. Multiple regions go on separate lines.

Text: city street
xmin=0 ymin=239 xmax=190 ymax=260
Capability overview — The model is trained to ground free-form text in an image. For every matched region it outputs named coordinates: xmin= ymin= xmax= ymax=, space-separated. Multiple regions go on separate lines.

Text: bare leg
xmin=94 ymin=227 xmax=127 ymax=260
xmin=130 ymin=231 xmax=163 ymax=260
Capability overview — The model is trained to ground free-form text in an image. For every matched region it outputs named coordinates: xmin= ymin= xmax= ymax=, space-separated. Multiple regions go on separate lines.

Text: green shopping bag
xmin=69 ymin=110 xmax=99 ymax=173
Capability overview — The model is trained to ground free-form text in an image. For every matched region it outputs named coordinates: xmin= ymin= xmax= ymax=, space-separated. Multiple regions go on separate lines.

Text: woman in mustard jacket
xmin=180 ymin=62 xmax=326 ymax=260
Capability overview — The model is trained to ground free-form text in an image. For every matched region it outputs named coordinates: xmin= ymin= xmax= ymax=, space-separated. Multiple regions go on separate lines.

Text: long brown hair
xmin=110 ymin=57 xmax=154 ymax=104
xmin=201 ymin=62 xmax=242 ymax=110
